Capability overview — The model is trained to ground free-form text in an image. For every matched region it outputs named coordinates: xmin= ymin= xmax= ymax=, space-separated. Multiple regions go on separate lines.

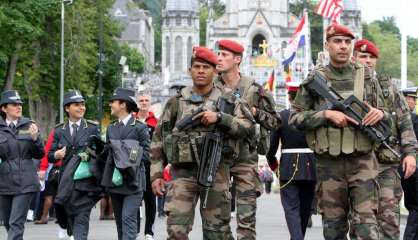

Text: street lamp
xmin=60 ymin=0 xmax=73 ymax=123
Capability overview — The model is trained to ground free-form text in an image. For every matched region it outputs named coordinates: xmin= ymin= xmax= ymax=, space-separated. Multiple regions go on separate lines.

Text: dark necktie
xmin=72 ymin=123 xmax=78 ymax=143
xmin=9 ymin=122 xmax=16 ymax=132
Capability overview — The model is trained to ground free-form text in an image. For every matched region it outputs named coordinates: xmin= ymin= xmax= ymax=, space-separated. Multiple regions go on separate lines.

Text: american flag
xmin=315 ymin=0 xmax=343 ymax=22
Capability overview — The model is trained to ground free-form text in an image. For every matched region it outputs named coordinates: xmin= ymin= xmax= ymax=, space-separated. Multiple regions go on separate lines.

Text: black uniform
xmin=402 ymin=112 xmax=418 ymax=240
xmin=0 ymin=117 xmax=44 ymax=240
xmin=267 ymin=109 xmax=316 ymax=240
xmin=102 ymin=116 xmax=150 ymax=240
xmin=48 ymin=119 xmax=101 ymax=240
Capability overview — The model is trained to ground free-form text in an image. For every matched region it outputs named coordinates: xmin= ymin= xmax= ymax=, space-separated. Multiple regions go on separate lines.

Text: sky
xmin=360 ymin=0 xmax=418 ymax=38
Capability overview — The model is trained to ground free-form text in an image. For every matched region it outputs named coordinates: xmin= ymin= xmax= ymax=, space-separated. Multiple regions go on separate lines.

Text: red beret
xmin=354 ymin=39 xmax=379 ymax=58
xmin=286 ymin=82 xmax=300 ymax=93
xmin=326 ymin=23 xmax=355 ymax=40
xmin=216 ymin=39 xmax=244 ymax=54
xmin=192 ymin=46 xmax=218 ymax=67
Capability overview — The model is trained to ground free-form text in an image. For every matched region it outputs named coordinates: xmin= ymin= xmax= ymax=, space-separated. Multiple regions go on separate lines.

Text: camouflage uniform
xmin=150 ymin=85 xmax=254 ymax=240
xmin=289 ymin=63 xmax=388 ymax=240
xmin=373 ymin=74 xmax=418 ymax=240
xmin=215 ymin=76 xmax=280 ymax=240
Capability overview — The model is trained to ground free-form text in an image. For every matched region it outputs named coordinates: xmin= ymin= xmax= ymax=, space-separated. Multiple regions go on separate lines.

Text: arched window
xmin=252 ymin=34 xmax=266 ymax=56
xmin=175 ymin=36 xmax=183 ymax=71
xmin=176 ymin=15 xmax=181 ymax=26
xmin=187 ymin=36 xmax=193 ymax=65
xmin=165 ymin=36 xmax=170 ymax=67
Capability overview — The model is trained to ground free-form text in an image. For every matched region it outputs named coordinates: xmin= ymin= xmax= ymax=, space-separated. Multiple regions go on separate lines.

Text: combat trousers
xmin=164 ymin=163 xmax=231 ymax=240
xmin=316 ymin=152 xmax=379 ymax=240
xmin=229 ymin=162 xmax=262 ymax=240
xmin=376 ymin=165 xmax=402 ymax=240
xmin=110 ymin=192 xmax=143 ymax=240
xmin=0 ymin=193 xmax=34 ymax=240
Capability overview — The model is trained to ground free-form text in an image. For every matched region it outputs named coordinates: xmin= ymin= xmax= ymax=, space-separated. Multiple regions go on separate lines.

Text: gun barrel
xmin=381 ymin=142 xmax=402 ymax=159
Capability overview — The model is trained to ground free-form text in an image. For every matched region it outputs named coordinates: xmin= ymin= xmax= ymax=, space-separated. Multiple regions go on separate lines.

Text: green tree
xmin=120 ymin=44 xmax=145 ymax=73
xmin=199 ymin=0 xmax=225 ymax=46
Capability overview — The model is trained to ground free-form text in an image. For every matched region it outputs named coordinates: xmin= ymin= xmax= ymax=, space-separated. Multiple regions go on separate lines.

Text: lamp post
xmin=60 ymin=0 xmax=73 ymax=123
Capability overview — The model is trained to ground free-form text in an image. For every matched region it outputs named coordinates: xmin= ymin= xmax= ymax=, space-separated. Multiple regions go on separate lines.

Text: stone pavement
xmin=0 ymin=191 xmax=407 ymax=239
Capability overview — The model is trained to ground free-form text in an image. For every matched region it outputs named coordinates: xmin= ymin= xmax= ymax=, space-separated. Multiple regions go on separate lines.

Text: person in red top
xmin=135 ymin=93 xmax=158 ymax=240
xmin=35 ymin=128 xmax=63 ymax=225
xmin=158 ymin=164 xmax=172 ymax=217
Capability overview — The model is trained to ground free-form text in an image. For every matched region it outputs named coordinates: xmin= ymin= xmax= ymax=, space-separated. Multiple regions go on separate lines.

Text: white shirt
xmin=69 ymin=119 xmax=82 ymax=135
xmin=6 ymin=119 xmax=18 ymax=128
xmin=119 ymin=114 xmax=132 ymax=127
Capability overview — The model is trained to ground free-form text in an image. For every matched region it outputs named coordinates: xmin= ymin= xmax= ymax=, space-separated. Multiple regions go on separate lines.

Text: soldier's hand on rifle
xmin=152 ymin=178 xmax=166 ymax=196
xmin=193 ymin=111 xmax=219 ymax=126
xmin=402 ymin=155 xmax=417 ymax=179
xmin=54 ymin=146 xmax=66 ymax=160
xmin=324 ymin=110 xmax=358 ymax=127
xmin=362 ymin=102 xmax=384 ymax=126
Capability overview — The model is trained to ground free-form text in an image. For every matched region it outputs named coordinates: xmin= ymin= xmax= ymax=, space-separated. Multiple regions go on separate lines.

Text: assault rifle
xmin=305 ymin=71 xmax=401 ymax=158
xmin=175 ymin=108 xmax=205 ymax=131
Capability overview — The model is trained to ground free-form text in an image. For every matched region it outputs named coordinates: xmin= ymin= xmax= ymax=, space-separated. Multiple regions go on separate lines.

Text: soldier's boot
xmin=236 ymin=194 xmax=257 ymax=240
xmin=322 ymin=217 xmax=349 ymax=240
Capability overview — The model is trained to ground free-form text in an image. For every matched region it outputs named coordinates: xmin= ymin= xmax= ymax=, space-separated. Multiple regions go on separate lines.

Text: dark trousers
xmin=157 ymin=195 xmax=165 ymax=215
xmin=265 ymin=181 xmax=273 ymax=194
xmin=0 ymin=193 xmax=35 ymax=240
xmin=111 ymin=192 xmax=143 ymax=240
xmin=280 ymin=180 xmax=315 ymax=240
xmin=137 ymin=188 xmax=156 ymax=236
xmin=404 ymin=211 xmax=418 ymax=240
xmin=68 ymin=209 xmax=92 ymax=240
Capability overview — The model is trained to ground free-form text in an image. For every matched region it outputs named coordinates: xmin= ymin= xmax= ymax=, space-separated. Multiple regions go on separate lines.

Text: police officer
xmin=400 ymin=88 xmax=418 ymax=240
xmin=215 ymin=39 xmax=280 ymax=240
xmin=0 ymin=90 xmax=44 ymax=240
xmin=102 ymin=87 xmax=150 ymax=240
xmin=289 ymin=23 xmax=388 ymax=240
xmin=48 ymin=90 xmax=101 ymax=240
xmin=150 ymin=46 xmax=254 ymax=239
xmin=353 ymin=39 xmax=418 ymax=239
xmin=267 ymin=82 xmax=316 ymax=240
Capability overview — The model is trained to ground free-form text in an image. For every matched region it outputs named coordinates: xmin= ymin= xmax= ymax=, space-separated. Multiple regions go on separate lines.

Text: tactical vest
xmin=162 ymin=86 xmax=239 ymax=165
xmin=375 ymin=74 xmax=401 ymax=163
xmin=305 ymin=64 xmax=374 ymax=156
xmin=238 ymin=76 xmax=272 ymax=154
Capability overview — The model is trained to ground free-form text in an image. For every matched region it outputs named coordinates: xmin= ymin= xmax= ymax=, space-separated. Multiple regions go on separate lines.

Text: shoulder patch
xmin=86 ymin=119 xmax=98 ymax=125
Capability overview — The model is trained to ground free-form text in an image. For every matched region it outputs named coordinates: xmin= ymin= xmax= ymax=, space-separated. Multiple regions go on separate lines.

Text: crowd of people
xmin=1 ymin=22 xmax=418 ymax=240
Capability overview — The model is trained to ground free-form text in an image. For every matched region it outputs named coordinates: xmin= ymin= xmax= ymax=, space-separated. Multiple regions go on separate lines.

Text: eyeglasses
xmin=139 ymin=99 xmax=149 ymax=102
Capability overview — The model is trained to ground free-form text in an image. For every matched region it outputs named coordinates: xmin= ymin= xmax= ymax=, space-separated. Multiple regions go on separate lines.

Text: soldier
xmin=101 ymin=87 xmax=150 ymax=240
xmin=48 ymin=90 xmax=101 ymax=240
xmin=0 ymin=90 xmax=44 ymax=240
xmin=150 ymin=46 xmax=254 ymax=239
xmin=289 ymin=23 xmax=388 ymax=240
xmin=353 ymin=39 xmax=418 ymax=239
xmin=215 ymin=39 xmax=280 ymax=240
xmin=266 ymin=82 xmax=316 ymax=240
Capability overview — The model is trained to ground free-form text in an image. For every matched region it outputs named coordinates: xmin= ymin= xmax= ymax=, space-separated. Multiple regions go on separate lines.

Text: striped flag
xmin=264 ymin=70 xmax=275 ymax=92
xmin=282 ymin=13 xmax=308 ymax=65
xmin=315 ymin=0 xmax=343 ymax=22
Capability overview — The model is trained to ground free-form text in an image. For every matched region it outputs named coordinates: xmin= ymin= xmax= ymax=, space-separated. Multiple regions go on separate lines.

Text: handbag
xmin=112 ymin=168 xmax=123 ymax=186
xmin=73 ymin=152 xmax=92 ymax=180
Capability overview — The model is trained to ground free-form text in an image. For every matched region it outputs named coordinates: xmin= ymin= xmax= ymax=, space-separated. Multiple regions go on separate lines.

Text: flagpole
xmin=303 ymin=9 xmax=311 ymax=79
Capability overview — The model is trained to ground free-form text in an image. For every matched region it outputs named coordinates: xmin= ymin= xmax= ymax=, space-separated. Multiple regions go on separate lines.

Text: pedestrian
xmin=150 ymin=46 xmax=254 ymax=239
xmin=261 ymin=164 xmax=274 ymax=194
xmin=353 ymin=39 xmax=418 ymax=239
xmin=157 ymin=164 xmax=172 ymax=218
xmin=215 ymin=39 xmax=280 ymax=240
xmin=48 ymin=90 xmax=102 ymax=240
xmin=0 ymin=90 xmax=45 ymax=240
xmin=289 ymin=23 xmax=388 ymax=239
xmin=101 ymin=87 xmax=150 ymax=240
xmin=35 ymin=129 xmax=62 ymax=225
xmin=134 ymin=93 xmax=158 ymax=240
xmin=267 ymin=82 xmax=316 ymax=240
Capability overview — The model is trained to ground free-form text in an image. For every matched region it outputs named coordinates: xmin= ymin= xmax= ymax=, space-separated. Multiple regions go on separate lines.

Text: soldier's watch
xmin=216 ymin=112 xmax=223 ymax=123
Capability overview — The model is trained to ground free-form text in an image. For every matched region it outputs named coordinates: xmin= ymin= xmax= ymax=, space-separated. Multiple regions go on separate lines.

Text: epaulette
xmin=86 ymin=119 xmax=98 ymax=125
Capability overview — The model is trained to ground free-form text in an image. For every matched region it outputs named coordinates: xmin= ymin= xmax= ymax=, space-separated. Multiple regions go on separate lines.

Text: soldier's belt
xmin=281 ymin=148 xmax=314 ymax=154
